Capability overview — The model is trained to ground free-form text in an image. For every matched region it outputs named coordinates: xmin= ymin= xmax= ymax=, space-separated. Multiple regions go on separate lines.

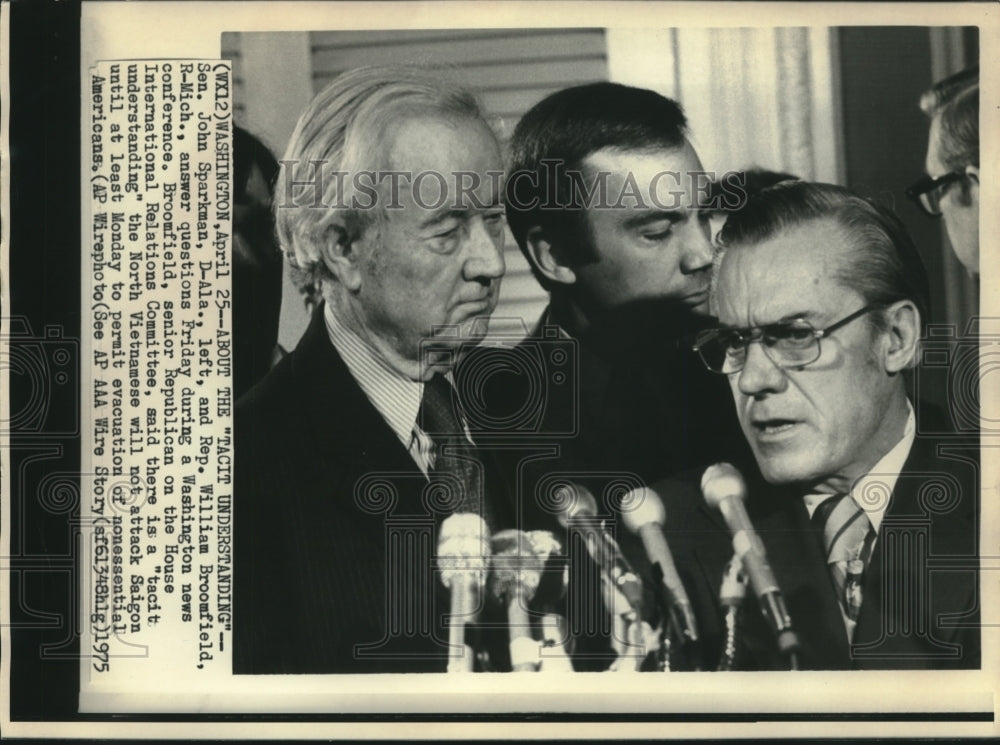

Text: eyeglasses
xmin=905 ymin=172 xmax=966 ymax=217
xmin=693 ymin=305 xmax=882 ymax=374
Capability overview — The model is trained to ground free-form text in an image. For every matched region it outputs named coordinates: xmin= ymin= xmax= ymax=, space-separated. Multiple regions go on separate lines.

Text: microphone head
xmin=439 ymin=512 xmax=489 ymax=543
xmin=438 ymin=513 xmax=490 ymax=586
xmin=619 ymin=486 xmax=666 ymax=533
xmin=553 ymin=482 xmax=599 ymax=527
xmin=488 ymin=529 xmax=562 ymax=604
xmin=701 ymin=463 xmax=747 ymax=511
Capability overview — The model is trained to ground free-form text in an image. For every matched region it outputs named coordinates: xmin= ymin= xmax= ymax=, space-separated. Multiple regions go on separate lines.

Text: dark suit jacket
xmin=234 ymin=307 xmax=514 ymax=674
xmin=476 ymin=304 xmax=752 ymax=521
xmin=658 ymin=409 xmax=981 ymax=670
xmin=491 ymin=307 xmax=748 ymax=479
xmin=471 ymin=303 xmax=753 ymax=668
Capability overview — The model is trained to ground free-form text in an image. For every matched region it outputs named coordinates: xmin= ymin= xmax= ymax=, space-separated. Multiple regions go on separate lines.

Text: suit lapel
xmin=748 ymin=494 xmax=851 ymax=668
xmin=283 ymin=308 xmax=444 ymax=667
xmin=851 ymin=430 xmax=979 ymax=667
xmin=291 ymin=305 xmax=420 ymax=478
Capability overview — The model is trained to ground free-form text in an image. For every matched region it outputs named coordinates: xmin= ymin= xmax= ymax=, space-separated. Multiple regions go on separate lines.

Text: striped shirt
xmin=802 ymin=401 xmax=916 ymax=535
xmin=325 ymin=303 xmax=474 ymax=475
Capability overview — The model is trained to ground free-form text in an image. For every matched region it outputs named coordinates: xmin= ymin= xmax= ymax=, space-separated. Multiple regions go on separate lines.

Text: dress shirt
xmin=324 ymin=303 xmax=433 ymax=474
xmin=802 ymin=400 xmax=916 ymax=534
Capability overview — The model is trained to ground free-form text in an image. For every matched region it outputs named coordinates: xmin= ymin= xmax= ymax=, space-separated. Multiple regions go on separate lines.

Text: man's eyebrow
xmin=772 ymin=311 xmax=813 ymax=324
xmin=418 ymin=208 xmax=466 ymax=229
xmin=622 ymin=210 xmax=685 ymax=229
xmin=719 ymin=311 xmax=813 ymax=330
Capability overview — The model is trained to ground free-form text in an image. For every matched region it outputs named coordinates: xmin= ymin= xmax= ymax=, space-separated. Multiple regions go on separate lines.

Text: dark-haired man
xmin=484 ymin=83 xmax=751 ymax=669
xmin=500 ymin=82 xmax=746 ymax=491
xmin=688 ymin=181 xmax=980 ymax=669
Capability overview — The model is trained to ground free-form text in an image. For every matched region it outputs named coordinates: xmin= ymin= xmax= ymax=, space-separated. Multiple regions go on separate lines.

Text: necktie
xmin=811 ymin=493 xmax=876 ymax=637
xmin=418 ymin=374 xmax=493 ymax=529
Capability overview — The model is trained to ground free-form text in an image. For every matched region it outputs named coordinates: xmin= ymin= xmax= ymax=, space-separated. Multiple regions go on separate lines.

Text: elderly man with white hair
xmin=234 ymin=67 xmax=510 ymax=674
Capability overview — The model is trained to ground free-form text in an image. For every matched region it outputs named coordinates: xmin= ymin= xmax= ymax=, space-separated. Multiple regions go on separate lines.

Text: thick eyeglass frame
xmin=693 ymin=304 xmax=883 ymax=374
xmin=905 ymin=171 xmax=966 ymax=217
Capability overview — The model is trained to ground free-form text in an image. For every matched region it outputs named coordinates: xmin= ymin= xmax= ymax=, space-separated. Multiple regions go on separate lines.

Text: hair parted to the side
xmin=274 ymin=65 xmax=487 ymax=295
xmin=921 ymin=66 xmax=979 ymax=172
xmin=505 ymin=82 xmax=689 ymax=290
xmin=718 ymin=181 xmax=931 ymax=334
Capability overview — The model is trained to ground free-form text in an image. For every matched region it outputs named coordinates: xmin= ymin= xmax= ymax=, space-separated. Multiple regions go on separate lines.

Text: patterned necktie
xmin=811 ymin=493 xmax=876 ymax=637
xmin=418 ymin=374 xmax=493 ymax=529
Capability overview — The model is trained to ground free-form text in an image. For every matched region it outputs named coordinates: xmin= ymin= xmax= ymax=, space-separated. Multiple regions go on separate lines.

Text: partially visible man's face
xmin=715 ymin=219 xmax=904 ymax=493
xmin=234 ymin=163 xmax=278 ymax=270
xmin=350 ymin=113 xmax=506 ymax=377
xmin=926 ymin=115 xmax=979 ymax=274
xmin=572 ymin=141 xmax=715 ymax=315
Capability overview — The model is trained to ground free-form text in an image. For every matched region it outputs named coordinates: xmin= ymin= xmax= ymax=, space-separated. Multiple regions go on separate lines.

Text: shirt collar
xmin=802 ymin=401 xmax=916 ymax=534
xmin=324 ymin=303 xmax=423 ymax=450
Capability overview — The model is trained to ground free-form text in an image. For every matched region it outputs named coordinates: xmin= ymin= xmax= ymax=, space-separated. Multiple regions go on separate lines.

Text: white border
xmin=3 ymin=0 xmax=997 ymax=738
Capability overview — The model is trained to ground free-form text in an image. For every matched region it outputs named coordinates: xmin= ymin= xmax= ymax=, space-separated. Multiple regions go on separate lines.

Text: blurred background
xmin=221 ymin=26 xmax=979 ymax=352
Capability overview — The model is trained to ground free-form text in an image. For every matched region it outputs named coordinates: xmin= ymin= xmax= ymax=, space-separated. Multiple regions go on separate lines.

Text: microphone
xmin=701 ymin=463 xmax=800 ymax=666
xmin=489 ymin=529 xmax=563 ymax=672
xmin=553 ymin=483 xmax=645 ymax=618
xmin=619 ymin=486 xmax=700 ymax=649
xmin=716 ymin=556 xmax=747 ymax=671
xmin=530 ymin=542 xmax=574 ymax=672
xmin=438 ymin=513 xmax=490 ymax=673
xmin=554 ymin=482 xmax=653 ymax=671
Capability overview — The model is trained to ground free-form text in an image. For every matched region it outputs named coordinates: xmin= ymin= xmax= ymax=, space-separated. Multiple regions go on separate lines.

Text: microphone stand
xmin=649 ymin=564 xmax=704 ymax=672
xmin=594 ymin=519 xmax=658 ymax=673
xmin=702 ymin=463 xmax=802 ymax=671
xmin=716 ymin=556 xmax=747 ymax=671
xmin=537 ymin=612 xmax=574 ymax=672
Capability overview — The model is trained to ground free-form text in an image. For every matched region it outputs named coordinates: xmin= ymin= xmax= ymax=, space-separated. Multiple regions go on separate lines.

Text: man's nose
xmin=680 ymin=215 xmax=715 ymax=274
xmin=464 ymin=217 xmax=506 ymax=281
xmin=736 ymin=342 xmax=787 ymax=397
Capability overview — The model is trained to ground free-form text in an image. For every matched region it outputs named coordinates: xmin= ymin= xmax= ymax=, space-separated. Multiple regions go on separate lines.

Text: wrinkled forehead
xmin=384 ymin=112 xmax=503 ymax=208
xmin=715 ymin=219 xmax=856 ymax=325
xmin=386 ymin=112 xmax=500 ymax=168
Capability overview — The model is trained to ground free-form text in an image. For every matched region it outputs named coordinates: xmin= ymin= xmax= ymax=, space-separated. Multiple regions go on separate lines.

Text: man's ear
xmin=525 ymin=226 xmax=576 ymax=286
xmin=881 ymin=299 xmax=921 ymax=373
xmin=966 ymin=164 xmax=980 ymax=204
xmin=319 ymin=220 xmax=365 ymax=292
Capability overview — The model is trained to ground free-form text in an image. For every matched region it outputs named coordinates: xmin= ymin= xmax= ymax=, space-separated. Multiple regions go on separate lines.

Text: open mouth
xmin=752 ymin=418 xmax=799 ymax=437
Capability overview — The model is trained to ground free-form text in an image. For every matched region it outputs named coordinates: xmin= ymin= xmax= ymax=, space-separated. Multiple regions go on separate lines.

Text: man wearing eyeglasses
xmin=907 ymin=66 xmax=979 ymax=276
xmin=688 ymin=181 xmax=980 ymax=669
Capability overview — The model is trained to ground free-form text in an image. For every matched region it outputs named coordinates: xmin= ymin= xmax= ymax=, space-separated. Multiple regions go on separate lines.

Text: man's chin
xmin=757 ymin=457 xmax=822 ymax=487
